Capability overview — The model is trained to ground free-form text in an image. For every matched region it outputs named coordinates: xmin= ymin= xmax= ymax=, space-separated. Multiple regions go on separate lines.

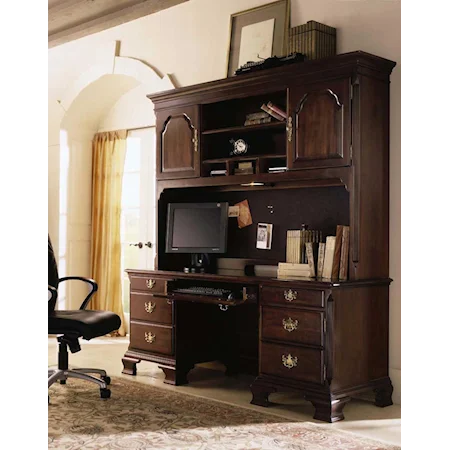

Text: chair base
xmin=48 ymin=367 xmax=112 ymax=399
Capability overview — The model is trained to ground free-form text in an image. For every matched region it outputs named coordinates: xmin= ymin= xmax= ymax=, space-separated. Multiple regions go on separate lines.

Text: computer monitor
xmin=165 ymin=202 xmax=229 ymax=254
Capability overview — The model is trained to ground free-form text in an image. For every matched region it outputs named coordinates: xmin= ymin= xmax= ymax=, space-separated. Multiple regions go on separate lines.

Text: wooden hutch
xmin=122 ymin=51 xmax=396 ymax=422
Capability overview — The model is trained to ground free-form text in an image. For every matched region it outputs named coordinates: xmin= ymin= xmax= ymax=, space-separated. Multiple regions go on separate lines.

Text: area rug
xmin=48 ymin=377 xmax=400 ymax=449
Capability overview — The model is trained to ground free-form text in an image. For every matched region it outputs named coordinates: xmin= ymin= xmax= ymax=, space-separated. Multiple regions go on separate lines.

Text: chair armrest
xmin=58 ymin=276 xmax=98 ymax=310
xmin=48 ymin=285 xmax=58 ymax=313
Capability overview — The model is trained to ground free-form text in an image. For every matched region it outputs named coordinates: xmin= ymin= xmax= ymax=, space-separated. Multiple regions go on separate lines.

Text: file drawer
xmin=260 ymin=342 xmax=324 ymax=384
xmin=130 ymin=322 xmax=173 ymax=355
xmin=261 ymin=306 xmax=324 ymax=346
xmin=130 ymin=293 xmax=173 ymax=325
xmin=261 ymin=286 xmax=324 ymax=308
xmin=129 ymin=275 xmax=168 ymax=294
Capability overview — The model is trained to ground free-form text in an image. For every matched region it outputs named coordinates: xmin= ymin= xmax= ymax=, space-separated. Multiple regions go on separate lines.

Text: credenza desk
xmin=122 ymin=269 xmax=392 ymax=422
xmin=122 ymin=51 xmax=396 ymax=422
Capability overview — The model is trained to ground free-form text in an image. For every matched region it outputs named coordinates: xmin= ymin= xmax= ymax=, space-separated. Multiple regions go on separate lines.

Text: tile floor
xmin=48 ymin=336 xmax=401 ymax=447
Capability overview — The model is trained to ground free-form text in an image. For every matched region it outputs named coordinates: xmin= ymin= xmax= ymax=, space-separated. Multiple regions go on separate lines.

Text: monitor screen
xmin=165 ymin=202 xmax=228 ymax=253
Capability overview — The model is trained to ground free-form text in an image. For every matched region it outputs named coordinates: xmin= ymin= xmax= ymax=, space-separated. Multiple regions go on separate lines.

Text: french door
xmin=120 ymin=128 xmax=156 ymax=331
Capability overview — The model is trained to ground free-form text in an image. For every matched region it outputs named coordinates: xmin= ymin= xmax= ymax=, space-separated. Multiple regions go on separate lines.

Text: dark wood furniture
xmin=122 ymin=51 xmax=396 ymax=422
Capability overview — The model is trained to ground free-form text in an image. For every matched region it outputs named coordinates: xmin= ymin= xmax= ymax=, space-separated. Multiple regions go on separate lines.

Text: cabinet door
xmin=156 ymin=105 xmax=200 ymax=180
xmin=287 ymin=78 xmax=351 ymax=169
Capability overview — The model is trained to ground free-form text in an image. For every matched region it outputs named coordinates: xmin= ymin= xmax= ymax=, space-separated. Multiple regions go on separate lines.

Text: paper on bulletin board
xmin=235 ymin=199 xmax=253 ymax=228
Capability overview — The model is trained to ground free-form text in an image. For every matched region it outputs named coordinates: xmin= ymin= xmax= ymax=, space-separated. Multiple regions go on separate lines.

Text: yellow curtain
xmin=90 ymin=130 xmax=127 ymax=336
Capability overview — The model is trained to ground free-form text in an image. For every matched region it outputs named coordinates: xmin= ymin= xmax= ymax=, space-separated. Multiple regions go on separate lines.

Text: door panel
xmin=156 ymin=105 xmax=200 ymax=179
xmin=288 ymin=78 xmax=351 ymax=169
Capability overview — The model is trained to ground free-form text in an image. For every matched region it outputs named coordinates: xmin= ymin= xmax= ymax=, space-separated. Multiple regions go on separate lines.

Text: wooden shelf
xmin=202 ymin=121 xmax=286 ymax=136
xmin=203 ymin=154 xmax=286 ymax=164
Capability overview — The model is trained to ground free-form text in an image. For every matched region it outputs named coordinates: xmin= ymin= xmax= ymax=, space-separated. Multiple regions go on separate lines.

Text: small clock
xmin=229 ymin=138 xmax=248 ymax=155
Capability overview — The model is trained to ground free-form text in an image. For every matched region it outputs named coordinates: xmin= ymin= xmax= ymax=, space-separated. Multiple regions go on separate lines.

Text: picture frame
xmin=226 ymin=0 xmax=290 ymax=77
xmin=256 ymin=223 xmax=273 ymax=250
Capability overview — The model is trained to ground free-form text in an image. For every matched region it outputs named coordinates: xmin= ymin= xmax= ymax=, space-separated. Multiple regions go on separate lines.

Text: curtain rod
xmin=127 ymin=125 xmax=156 ymax=132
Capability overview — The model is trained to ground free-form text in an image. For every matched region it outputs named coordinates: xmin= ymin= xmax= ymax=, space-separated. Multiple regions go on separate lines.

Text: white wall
xmin=48 ymin=0 xmax=401 ymax=402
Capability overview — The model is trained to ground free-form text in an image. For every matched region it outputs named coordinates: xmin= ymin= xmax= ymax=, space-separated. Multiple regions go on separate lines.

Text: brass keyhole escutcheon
xmin=146 ymin=279 xmax=156 ymax=289
xmin=144 ymin=332 xmax=156 ymax=343
xmin=144 ymin=302 xmax=156 ymax=314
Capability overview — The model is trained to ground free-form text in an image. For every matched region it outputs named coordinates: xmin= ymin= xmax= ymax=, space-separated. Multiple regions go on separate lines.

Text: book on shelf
xmin=261 ymin=103 xmax=285 ymax=121
xmin=331 ymin=225 xmax=344 ymax=279
xmin=210 ymin=169 xmax=227 ymax=176
xmin=244 ymin=111 xmax=272 ymax=126
xmin=268 ymin=166 xmax=287 ymax=173
xmin=317 ymin=242 xmax=326 ymax=278
xmin=286 ymin=228 xmax=322 ymax=265
xmin=246 ymin=111 xmax=270 ymax=120
xmin=267 ymin=101 xmax=287 ymax=119
xmin=305 ymin=242 xmax=319 ymax=277
xmin=244 ymin=116 xmax=272 ymax=126
xmin=278 ymin=262 xmax=310 ymax=272
xmin=234 ymin=168 xmax=254 ymax=175
xmin=339 ymin=225 xmax=350 ymax=281
xmin=277 ymin=274 xmax=312 ymax=280
xmin=278 ymin=262 xmax=312 ymax=278
xmin=322 ymin=236 xmax=336 ymax=279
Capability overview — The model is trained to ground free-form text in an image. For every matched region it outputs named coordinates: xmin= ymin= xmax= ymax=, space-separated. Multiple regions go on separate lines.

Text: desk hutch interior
xmin=122 ymin=51 xmax=396 ymax=422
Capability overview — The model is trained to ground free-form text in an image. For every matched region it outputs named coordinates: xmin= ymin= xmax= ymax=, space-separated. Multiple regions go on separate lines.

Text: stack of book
xmin=244 ymin=111 xmax=272 ymax=126
xmin=234 ymin=161 xmax=254 ymax=175
xmin=261 ymin=101 xmax=287 ymax=121
xmin=277 ymin=262 xmax=312 ymax=279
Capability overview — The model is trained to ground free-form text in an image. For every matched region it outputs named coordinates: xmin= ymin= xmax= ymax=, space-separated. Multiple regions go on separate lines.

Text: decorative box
xmin=289 ymin=21 xmax=336 ymax=60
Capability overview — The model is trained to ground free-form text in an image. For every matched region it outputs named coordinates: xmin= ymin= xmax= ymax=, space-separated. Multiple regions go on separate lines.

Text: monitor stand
xmin=184 ymin=253 xmax=210 ymax=274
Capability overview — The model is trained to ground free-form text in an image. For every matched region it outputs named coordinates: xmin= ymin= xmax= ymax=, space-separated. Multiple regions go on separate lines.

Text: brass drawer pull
xmin=144 ymin=332 xmax=156 ymax=343
xmin=282 ymin=317 xmax=298 ymax=332
xmin=144 ymin=301 xmax=156 ymax=314
xmin=282 ymin=353 xmax=298 ymax=369
xmin=284 ymin=289 xmax=297 ymax=301
xmin=146 ymin=279 xmax=156 ymax=289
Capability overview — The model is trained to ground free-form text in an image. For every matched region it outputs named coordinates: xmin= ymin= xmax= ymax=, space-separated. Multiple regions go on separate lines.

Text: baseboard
xmin=389 ymin=367 xmax=401 ymax=405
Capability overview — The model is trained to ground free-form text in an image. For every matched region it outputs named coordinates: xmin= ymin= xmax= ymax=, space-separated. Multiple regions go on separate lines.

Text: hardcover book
xmin=339 ymin=226 xmax=350 ymax=281
xmin=322 ymin=236 xmax=336 ymax=279
xmin=332 ymin=225 xmax=344 ymax=279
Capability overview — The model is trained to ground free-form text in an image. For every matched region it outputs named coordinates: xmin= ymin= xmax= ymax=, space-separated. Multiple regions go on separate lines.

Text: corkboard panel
xmin=159 ymin=186 xmax=349 ymax=266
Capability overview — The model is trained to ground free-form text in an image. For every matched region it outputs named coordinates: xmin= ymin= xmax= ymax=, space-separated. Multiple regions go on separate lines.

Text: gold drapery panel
xmin=90 ymin=130 xmax=127 ymax=336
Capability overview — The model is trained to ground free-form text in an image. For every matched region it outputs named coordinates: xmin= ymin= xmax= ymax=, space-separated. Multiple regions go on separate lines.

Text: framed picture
xmin=226 ymin=0 xmax=290 ymax=77
xmin=257 ymin=223 xmax=273 ymax=250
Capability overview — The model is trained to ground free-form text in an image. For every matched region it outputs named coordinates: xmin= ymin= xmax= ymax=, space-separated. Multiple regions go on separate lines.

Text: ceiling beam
xmin=49 ymin=0 xmax=189 ymax=48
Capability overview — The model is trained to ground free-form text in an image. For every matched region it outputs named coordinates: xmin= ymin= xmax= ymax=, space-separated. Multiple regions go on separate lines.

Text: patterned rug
xmin=48 ymin=377 xmax=400 ymax=449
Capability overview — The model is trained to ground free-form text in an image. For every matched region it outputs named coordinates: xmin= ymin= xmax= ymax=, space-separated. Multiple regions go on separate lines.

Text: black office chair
xmin=48 ymin=236 xmax=121 ymax=399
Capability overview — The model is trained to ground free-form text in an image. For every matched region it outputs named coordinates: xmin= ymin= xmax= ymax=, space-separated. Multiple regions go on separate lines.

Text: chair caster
xmin=101 ymin=375 xmax=111 ymax=385
xmin=100 ymin=388 xmax=111 ymax=399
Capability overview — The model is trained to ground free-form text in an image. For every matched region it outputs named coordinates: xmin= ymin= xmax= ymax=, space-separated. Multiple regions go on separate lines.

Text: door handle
xmin=129 ymin=242 xmax=143 ymax=248
xmin=144 ymin=241 xmax=152 ymax=248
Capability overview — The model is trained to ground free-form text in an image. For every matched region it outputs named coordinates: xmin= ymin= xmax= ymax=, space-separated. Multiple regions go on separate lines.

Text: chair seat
xmin=49 ymin=310 xmax=121 ymax=340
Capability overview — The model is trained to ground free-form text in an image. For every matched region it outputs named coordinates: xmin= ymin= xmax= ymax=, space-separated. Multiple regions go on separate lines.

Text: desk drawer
xmin=261 ymin=286 xmax=324 ymax=308
xmin=260 ymin=342 xmax=324 ymax=384
xmin=130 ymin=322 xmax=173 ymax=355
xmin=129 ymin=275 xmax=168 ymax=294
xmin=130 ymin=293 xmax=173 ymax=324
xmin=262 ymin=307 xmax=324 ymax=346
